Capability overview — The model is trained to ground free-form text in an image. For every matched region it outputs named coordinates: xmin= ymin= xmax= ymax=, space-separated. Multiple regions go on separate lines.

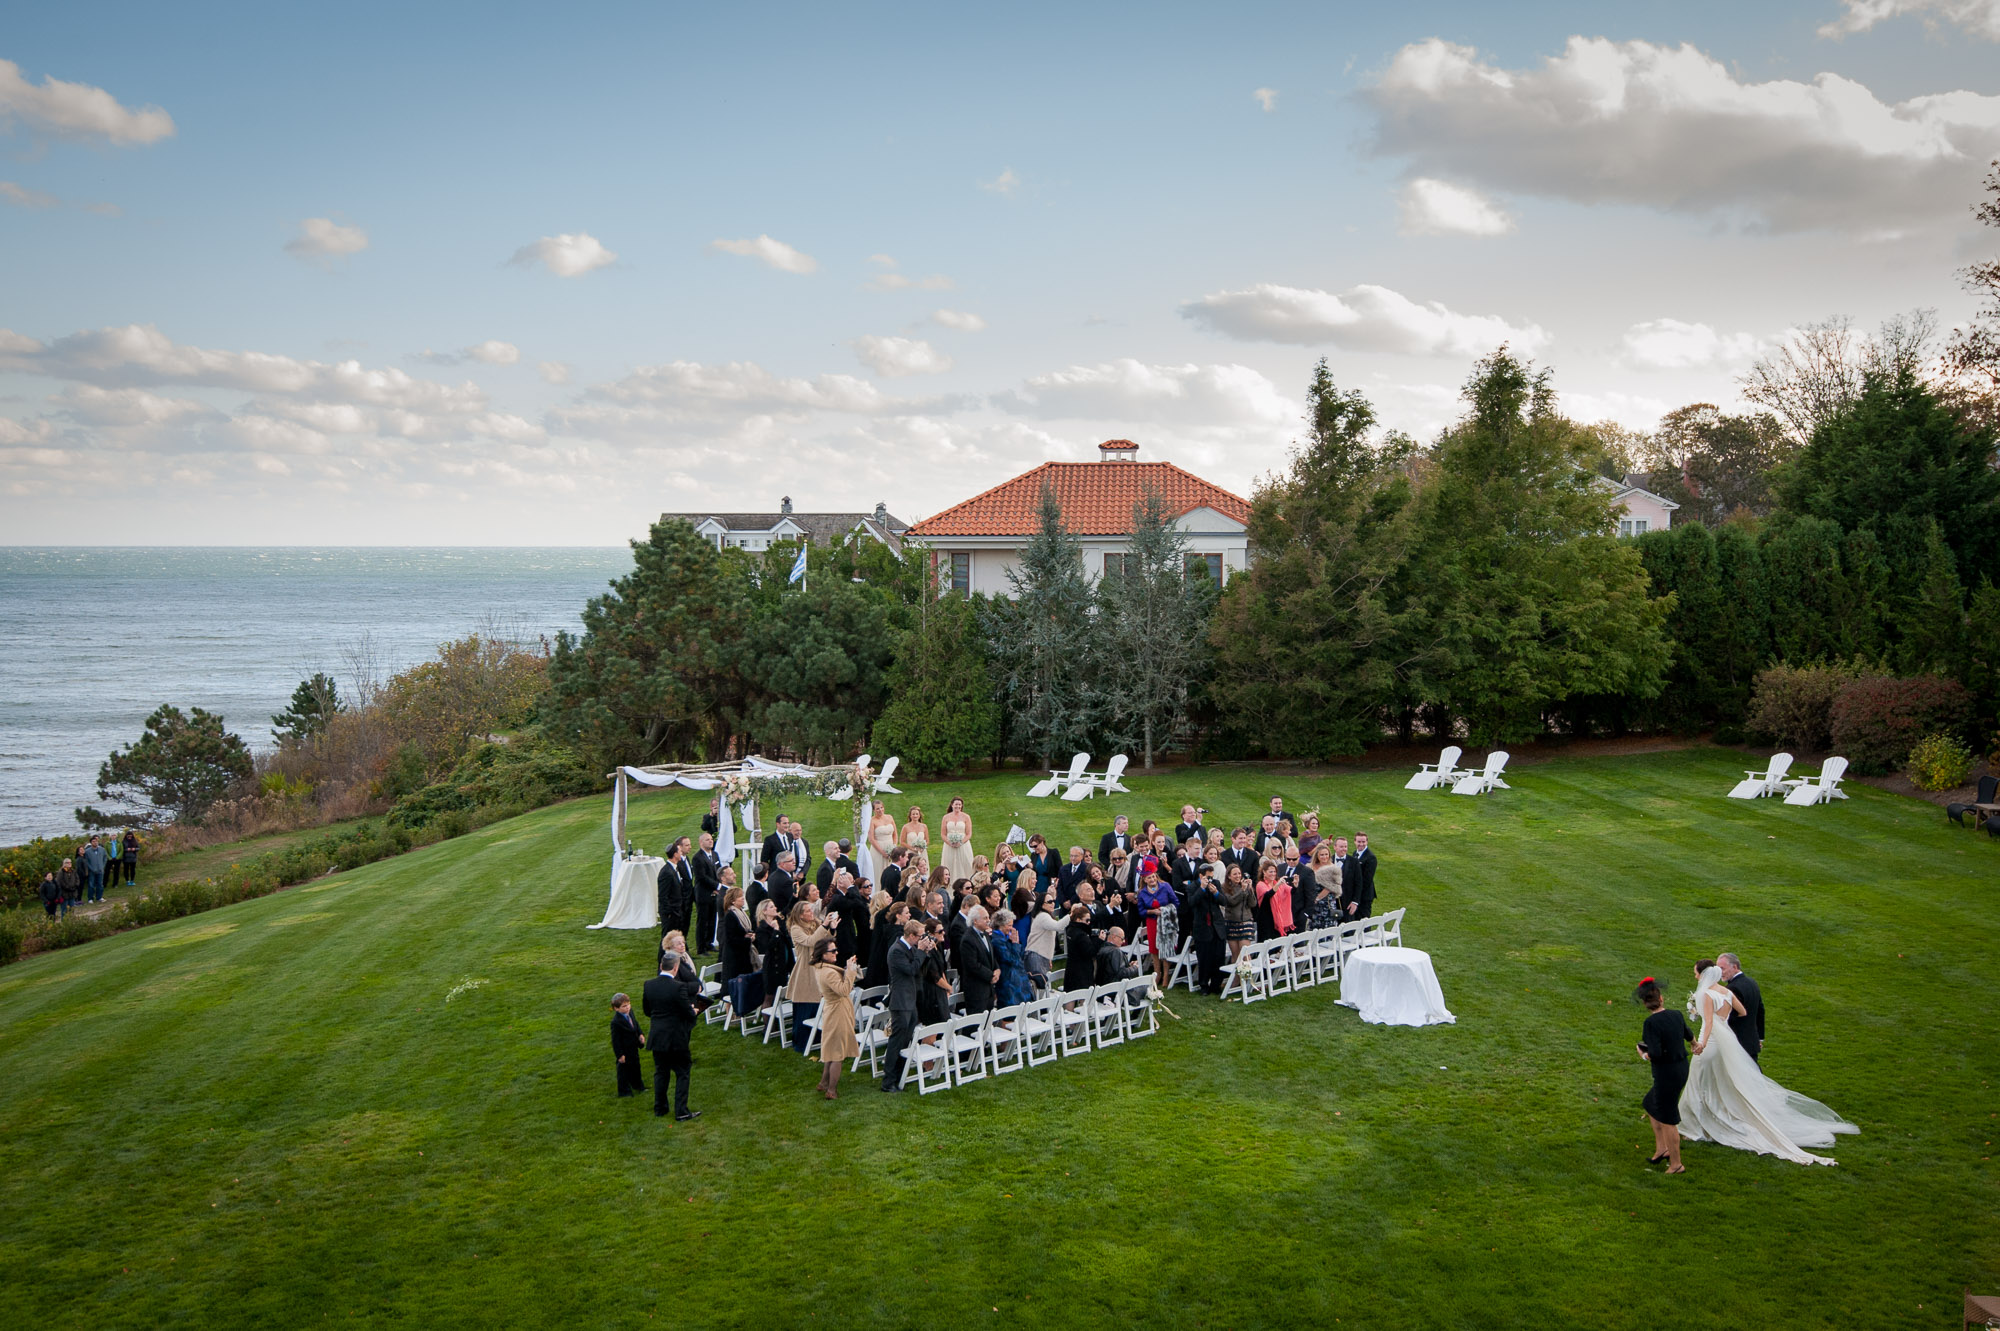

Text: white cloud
xmin=866 ymin=271 xmax=953 ymax=291
xmin=1397 ymin=177 xmax=1515 ymax=236
xmin=868 ymin=253 xmax=898 ymax=267
xmin=1820 ymin=0 xmax=2000 ymax=40
xmin=0 ymin=58 xmax=175 ymax=145
xmin=1253 ymin=88 xmax=1278 ymax=112
xmin=285 ymin=217 xmax=368 ymax=262
xmin=1557 ymin=389 xmax=1672 ymax=431
xmin=1181 ymin=283 xmax=1547 ymax=356
xmin=509 ymin=232 xmax=617 ymax=277
xmin=464 ymin=340 xmax=519 ymax=366
xmin=854 ymin=335 xmax=953 ymax=378
xmin=537 ymin=360 xmax=572 ymax=385
xmin=580 ymin=359 xmax=935 ymax=417
xmin=980 ymin=167 xmax=1020 ymax=195
xmin=54 ymin=385 xmax=215 ymax=427
xmin=1363 ymin=36 xmax=2000 ymax=231
xmin=708 ymin=234 xmax=817 ymax=274
xmin=1618 ymin=318 xmax=1768 ymax=370
xmin=1 ymin=180 xmax=58 ymax=209
xmin=998 ymin=360 xmax=1294 ymax=427
xmin=932 ymin=309 xmax=987 ymax=332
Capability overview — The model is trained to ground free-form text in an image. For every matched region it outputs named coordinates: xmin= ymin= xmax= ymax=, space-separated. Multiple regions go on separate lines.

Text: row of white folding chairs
xmin=1164 ymin=909 xmax=1407 ymax=994
xmin=898 ymin=978 xmax=1159 ymax=1093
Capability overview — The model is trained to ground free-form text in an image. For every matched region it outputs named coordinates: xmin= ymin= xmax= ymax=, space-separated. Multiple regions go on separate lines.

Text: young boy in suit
xmin=610 ymin=993 xmax=646 ymax=1097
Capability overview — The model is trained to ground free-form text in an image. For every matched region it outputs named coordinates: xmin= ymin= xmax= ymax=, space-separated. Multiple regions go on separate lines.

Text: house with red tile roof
xmin=906 ymin=439 xmax=1252 ymax=595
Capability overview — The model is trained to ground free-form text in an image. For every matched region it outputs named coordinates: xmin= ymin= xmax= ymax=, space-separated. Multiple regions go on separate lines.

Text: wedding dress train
xmin=1679 ymin=968 xmax=1858 ymax=1166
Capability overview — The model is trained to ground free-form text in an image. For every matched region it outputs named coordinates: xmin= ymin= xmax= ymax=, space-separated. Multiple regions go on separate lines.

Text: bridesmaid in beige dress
xmin=900 ymin=806 xmax=930 ymax=875
xmin=939 ymin=797 xmax=975 ymax=883
xmin=868 ymin=801 xmax=898 ymax=874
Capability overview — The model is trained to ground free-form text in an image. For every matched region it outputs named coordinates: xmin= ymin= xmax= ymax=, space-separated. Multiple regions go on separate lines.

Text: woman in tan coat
xmin=811 ymin=938 xmax=861 ymax=1099
xmin=786 ymin=902 xmax=832 ymax=1056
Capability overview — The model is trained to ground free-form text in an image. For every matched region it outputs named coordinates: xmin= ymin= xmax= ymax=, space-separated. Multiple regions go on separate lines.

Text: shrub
xmin=0 ymin=836 xmax=79 ymax=912
xmin=386 ymin=733 xmax=595 ymax=830
xmin=1905 ymin=733 xmax=1975 ymax=792
xmin=0 ymin=910 xmax=24 ymax=965
xmin=1830 ymin=675 xmax=1973 ymax=775
xmin=1744 ymin=661 xmax=1866 ymax=752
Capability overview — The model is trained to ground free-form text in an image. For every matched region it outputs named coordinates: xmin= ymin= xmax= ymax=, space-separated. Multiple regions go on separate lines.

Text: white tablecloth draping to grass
xmin=589 ymin=856 xmax=663 ymax=930
xmin=1338 ymin=947 xmax=1455 ymax=1027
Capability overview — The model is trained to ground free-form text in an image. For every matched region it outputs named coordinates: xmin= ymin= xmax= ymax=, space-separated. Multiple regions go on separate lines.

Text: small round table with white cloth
xmin=589 ymin=855 xmax=663 ymax=930
xmin=1338 ymin=947 xmax=1455 ymax=1027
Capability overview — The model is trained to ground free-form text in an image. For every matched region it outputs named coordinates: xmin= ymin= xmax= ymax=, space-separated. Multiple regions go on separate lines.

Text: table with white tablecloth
xmin=1338 ymin=947 xmax=1455 ymax=1027
xmin=588 ymin=856 xmax=663 ymax=930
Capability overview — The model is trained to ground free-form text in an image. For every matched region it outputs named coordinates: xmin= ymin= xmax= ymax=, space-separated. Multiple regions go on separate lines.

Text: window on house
xmin=1618 ymin=518 xmax=1649 ymax=537
xmin=946 ymin=552 xmax=970 ymax=595
xmin=1104 ymin=553 xmax=1129 ymax=579
xmin=1186 ymin=553 xmax=1223 ymax=583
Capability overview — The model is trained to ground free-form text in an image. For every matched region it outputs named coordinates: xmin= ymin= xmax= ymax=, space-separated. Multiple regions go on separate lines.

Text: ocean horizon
xmin=0 ymin=546 xmax=635 ymax=845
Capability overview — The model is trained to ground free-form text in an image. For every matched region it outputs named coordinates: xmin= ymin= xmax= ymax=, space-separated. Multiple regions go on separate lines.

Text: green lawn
xmin=0 ymin=747 xmax=1993 ymax=1329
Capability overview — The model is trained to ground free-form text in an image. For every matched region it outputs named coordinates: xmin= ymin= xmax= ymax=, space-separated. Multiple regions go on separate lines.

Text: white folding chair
xmin=851 ymin=1006 xmax=893 ymax=1076
xmin=1263 ymin=939 xmax=1295 ymax=997
xmin=1166 ymin=942 xmax=1198 ymax=992
xmin=1020 ymin=994 xmax=1062 ymax=1066
xmin=1055 ymin=991 xmax=1095 ymax=1055
xmin=1284 ymin=935 xmax=1317 ymax=988
xmin=698 ymin=964 xmax=728 ymax=1025
xmin=1310 ymin=927 xmax=1343 ymax=984
xmin=1355 ymin=917 xmax=1387 ymax=949
xmin=760 ymin=993 xmax=793 ymax=1046
xmin=947 ymin=1012 xmax=990 ymax=1087
xmin=1119 ymin=977 xmax=1157 ymax=1040
xmin=901 ymin=1022 xmax=955 ymax=1094
xmin=853 ymin=984 xmax=888 ymax=1012
xmin=983 ymin=1004 xmax=1027 ymax=1076
xmin=1221 ymin=943 xmax=1263 ymax=1003
xmin=1091 ymin=985 xmax=1126 ymax=1047
xmin=1378 ymin=908 xmax=1405 ymax=946
xmin=1405 ymin=745 xmax=1465 ymax=791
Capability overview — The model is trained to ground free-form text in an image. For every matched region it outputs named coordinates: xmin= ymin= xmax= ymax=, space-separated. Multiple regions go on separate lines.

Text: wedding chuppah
xmin=593 ymin=755 xmax=895 ymax=931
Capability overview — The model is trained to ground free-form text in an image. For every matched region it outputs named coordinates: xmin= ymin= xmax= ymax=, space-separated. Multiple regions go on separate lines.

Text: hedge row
xmin=0 ymin=798 xmax=541 ymax=968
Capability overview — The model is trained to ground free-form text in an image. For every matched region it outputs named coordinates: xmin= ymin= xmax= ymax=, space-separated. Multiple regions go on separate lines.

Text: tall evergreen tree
xmin=91 ymin=705 xmax=253 ymax=825
xmin=1208 ymin=361 xmax=1425 ymax=758
xmin=870 ymin=591 xmax=1001 ymax=776
xmin=1100 ymin=486 xmax=1215 ymax=767
xmin=1418 ymin=349 xmax=1671 ymax=742
xmin=741 ymin=580 xmax=899 ymax=763
xmin=272 ymin=672 xmax=343 ymax=744
xmin=1897 ymin=519 xmax=1968 ymax=677
xmin=992 ymin=486 xmax=1098 ymax=769
xmin=547 ymin=519 xmax=753 ymax=767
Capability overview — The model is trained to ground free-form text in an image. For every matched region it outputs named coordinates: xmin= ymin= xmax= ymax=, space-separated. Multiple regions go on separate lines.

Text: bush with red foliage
xmin=1829 ymin=675 xmax=1973 ymax=774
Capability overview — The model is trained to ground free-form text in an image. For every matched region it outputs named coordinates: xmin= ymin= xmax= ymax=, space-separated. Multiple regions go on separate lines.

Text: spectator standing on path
xmin=56 ymin=858 xmax=80 ymax=917
xmin=81 ymin=836 xmax=108 ymax=904
xmin=121 ymin=828 xmax=141 ymax=886
xmin=38 ymin=871 xmax=62 ymax=919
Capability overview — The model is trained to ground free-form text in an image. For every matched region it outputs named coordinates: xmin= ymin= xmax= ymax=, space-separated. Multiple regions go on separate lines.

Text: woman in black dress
xmin=754 ymin=900 xmax=788 ymax=1020
xmin=1636 ymin=976 xmax=1692 ymax=1174
xmin=917 ymin=920 xmax=953 ymax=1025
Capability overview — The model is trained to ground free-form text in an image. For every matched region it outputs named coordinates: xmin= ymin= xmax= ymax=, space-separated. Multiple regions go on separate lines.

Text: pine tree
xmin=869 ymin=592 xmax=1000 ymax=776
xmin=272 ymin=672 xmax=342 ymax=744
xmin=1100 ymin=486 xmax=1215 ymax=767
xmin=1898 ymin=519 xmax=1968 ymax=677
xmin=994 ymin=486 xmax=1098 ymax=769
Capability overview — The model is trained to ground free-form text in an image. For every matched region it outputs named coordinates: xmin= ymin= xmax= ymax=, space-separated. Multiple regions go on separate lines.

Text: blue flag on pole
xmin=788 ymin=545 xmax=808 ymax=586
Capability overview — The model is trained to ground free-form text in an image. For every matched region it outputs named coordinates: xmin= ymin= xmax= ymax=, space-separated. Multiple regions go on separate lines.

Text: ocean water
xmin=0 ymin=547 xmax=633 ymax=845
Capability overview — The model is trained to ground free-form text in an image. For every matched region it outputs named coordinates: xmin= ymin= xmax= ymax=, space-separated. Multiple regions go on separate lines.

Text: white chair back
xmin=873 ymin=756 xmax=902 ymax=793
xmin=983 ymin=1004 xmax=1027 ymax=1075
xmin=1065 ymin=752 xmax=1090 ymax=781
xmin=903 ymin=1021 xmax=955 ymax=1094
xmin=1379 ymin=907 xmax=1405 ymax=945
xmin=1101 ymin=753 xmax=1130 ymax=787
xmin=1768 ymin=752 xmax=1794 ymax=782
xmin=1119 ymin=977 xmax=1157 ymax=1039
xmin=947 ymin=1013 xmax=989 ymax=1086
xmin=1055 ymin=991 xmax=1095 ymax=1055
xmin=1486 ymin=750 xmax=1510 ymax=778
xmin=1020 ymin=993 xmax=1062 ymax=1066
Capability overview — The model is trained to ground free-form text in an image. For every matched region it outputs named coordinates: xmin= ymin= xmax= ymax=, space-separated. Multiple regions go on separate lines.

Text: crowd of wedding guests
xmin=611 ymin=794 xmax=1380 ymax=1115
xmin=34 ymin=830 xmax=142 ymax=919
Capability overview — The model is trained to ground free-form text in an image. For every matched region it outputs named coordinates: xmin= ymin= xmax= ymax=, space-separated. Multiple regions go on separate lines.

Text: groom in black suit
xmin=1718 ymin=952 xmax=1764 ymax=1062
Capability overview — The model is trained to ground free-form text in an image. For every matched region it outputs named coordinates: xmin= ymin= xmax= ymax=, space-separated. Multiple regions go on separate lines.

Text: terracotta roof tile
xmin=908 ymin=456 xmax=1251 ymax=537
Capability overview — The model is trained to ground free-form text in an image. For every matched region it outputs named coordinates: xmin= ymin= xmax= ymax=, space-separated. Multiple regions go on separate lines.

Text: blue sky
xmin=2 ymin=0 xmax=1996 ymax=543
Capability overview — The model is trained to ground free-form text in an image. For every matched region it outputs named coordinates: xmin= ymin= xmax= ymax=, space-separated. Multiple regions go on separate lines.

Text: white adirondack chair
xmin=1027 ymin=752 xmax=1090 ymax=798
xmin=871 ymin=755 xmax=902 ymax=795
xmin=1451 ymin=750 xmax=1511 ymax=795
xmin=1405 ymin=746 xmax=1465 ymax=791
xmin=1063 ymin=752 xmax=1134 ymax=801
xmin=1782 ymin=756 xmax=1849 ymax=805
xmin=1728 ymin=752 xmax=1793 ymax=799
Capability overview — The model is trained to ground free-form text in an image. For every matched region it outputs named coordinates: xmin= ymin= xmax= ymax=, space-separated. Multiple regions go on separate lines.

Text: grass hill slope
xmin=0 ymin=748 xmax=1993 ymax=1329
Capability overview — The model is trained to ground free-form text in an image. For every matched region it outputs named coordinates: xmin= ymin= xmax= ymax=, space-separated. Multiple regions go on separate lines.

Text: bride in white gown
xmin=1680 ymin=965 xmax=1858 ymax=1166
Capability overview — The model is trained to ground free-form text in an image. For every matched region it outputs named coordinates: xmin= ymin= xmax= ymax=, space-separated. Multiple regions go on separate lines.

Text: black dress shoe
xmin=880 ymin=1082 xmax=902 ymax=1093
xmin=654 ymin=1108 xmax=670 ymax=1117
xmin=675 ymin=1110 xmax=702 ymax=1121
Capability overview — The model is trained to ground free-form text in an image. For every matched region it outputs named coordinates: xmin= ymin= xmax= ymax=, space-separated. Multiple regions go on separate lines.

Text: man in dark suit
xmin=827 ymin=872 xmax=869 ymax=965
xmin=643 ymin=946 xmax=707 ymax=1120
xmin=1098 ymin=815 xmax=1134 ymax=869
xmin=786 ymin=823 xmax=812 ymax=885
xmin=1718 ymin=952 xmax=1765 ymax=1062
xmin=692 ymin=831 xmax=722 ymax=954
xmin=1347 ymin=832 xmax=1378 ymax=919
xmin=669 ymin=837 xmax=697 ymax=936
xmin=957 ymin=909 xmax=999 ymax=1013
xmin=1173 ymin=805 xmax=1206 ymax=851
xmin=1225 ymin=829 xmax=1259 ymax=884
xmin=947 ymin=892 xmax=977 ymax=955
xmin=1190 ymin=879 xmax=1227 ymax=995
xmin=1056 ymin=846 xmax=1091 ymax=906
xmin=834 ymin=839 xmax=859 ymax=880
xmin=700 ymin=796 xmax=719 ymax=838
xmin=881 ymin=920 xmax=926 ymax=1091
xmin=879 ymin=848 xmax=906 ymax=901
xmin=759 ymin=815 xmax=791 ymax=872
xmin=767 ymin=853 xmax=797 ymax=919
xmin=746 ymin=861 xmax=771 ymax=919
xmin=816 ymin=840 xmax=840 ymax=897
xmin=655 ymin=842 xmax=686 ymax=935
xmin=1096 ymin=927 xmax=1139 ymax=985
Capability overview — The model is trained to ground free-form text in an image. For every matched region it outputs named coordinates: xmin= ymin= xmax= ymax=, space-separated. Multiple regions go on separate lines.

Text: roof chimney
xmin=1098 ymin=439 xmax=1140 ymax=462
xmin=781 ymin=495 xmax=794 ymax=514
xmin=873 ymin=501 xmax=888 ymax=523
